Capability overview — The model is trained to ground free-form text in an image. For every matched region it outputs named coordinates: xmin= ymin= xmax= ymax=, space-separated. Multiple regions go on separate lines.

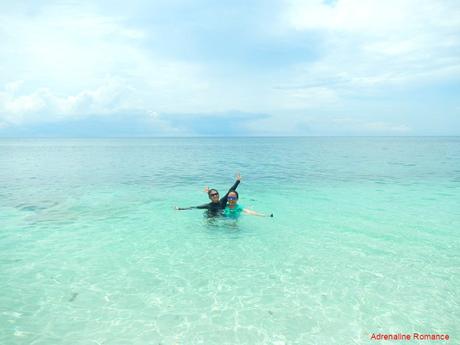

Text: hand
xmin=174 ymin=206 xmax=179 ymax=210
xmin=235 ymin=172 xmax=241 ymax=181
xmin=204 ymin=186 xmax=210 ymax=193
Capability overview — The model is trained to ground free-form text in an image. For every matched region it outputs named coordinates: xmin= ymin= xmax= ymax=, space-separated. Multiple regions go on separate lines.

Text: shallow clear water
xmin=1 ymin=137 xmax=459 ymax=345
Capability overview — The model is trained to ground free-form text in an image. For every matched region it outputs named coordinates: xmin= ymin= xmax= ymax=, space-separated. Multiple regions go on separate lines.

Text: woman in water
xmin=224 ymin=191 xmax=273 ymax=218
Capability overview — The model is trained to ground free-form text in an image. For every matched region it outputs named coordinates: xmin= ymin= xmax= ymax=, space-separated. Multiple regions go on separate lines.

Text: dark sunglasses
xmin=209 ymin=193 xmax=219 ymax=197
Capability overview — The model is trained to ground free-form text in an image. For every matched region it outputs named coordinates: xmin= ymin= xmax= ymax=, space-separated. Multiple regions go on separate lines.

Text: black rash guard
xmin=178 ymin=180 xmax=240 ymax=214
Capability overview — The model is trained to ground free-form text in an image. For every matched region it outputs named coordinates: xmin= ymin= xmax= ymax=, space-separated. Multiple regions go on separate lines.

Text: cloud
xmin=0 ymin=3 xmax=212 ymax=114
xmin=0 ymin=113 xmax=183 ymax=137
xmin=330 ymin=117 xmax=411 ymax=134
xmin=0 ymin=1 xmax=458 ymax=136
xmin=158 ymin=111 xmax=271 ymax=136
xmin=284 ymin=0 xmax=460 ymax=35
xmin=281 ymin=0 xmax=460 ymax=91
xmin=0 ymin=6 xmax=142 ymax=86
xmin=0 ymin=77 xmax=275 ymax=136
xmin=0 ymin=78 xmax=140 ymax=125
xmin=0 ymin=110 xmax=272 ymax=137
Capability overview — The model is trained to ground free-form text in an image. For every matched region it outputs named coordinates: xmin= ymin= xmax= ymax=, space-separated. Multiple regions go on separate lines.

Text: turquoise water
xmin=0 ymin=137 xmax=459 ymax=345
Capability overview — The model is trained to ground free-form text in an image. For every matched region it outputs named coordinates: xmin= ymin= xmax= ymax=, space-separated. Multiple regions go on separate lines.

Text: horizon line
xmin=1 ymin=135 xmax=459 ymax=139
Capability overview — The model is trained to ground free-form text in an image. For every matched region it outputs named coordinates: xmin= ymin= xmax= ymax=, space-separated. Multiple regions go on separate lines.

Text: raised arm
xmin=220 ymin=173 xmax=241 ymax=203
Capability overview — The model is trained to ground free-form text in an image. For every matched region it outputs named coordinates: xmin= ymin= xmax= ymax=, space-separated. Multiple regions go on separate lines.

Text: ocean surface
xmin=0 ymin=137 xmax=459 ymax=345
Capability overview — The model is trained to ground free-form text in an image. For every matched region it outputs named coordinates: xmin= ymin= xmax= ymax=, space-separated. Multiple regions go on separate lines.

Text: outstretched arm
xmin=243 ymin=208 xmax=273 ymax=217
xmin=175 ymin=204 xmax=209 ymax=211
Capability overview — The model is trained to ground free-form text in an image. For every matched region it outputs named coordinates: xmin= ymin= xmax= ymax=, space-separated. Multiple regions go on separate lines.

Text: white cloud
xmin=362 ymin=122 xmax=410 ymax=133
xmin=281 ymin=0 xmax=460 ymax=95
xmin=0 ymin=3 xmax=213 ymax=120
xmin=272 ymin=86 xmax=340 ymax=110
xmin=0 ymin=78 xmax=141 ymax=125
xmin=331 ymin=117 xmax=411 ymax=133
xmin=0 ymin=1 xmax=458 ymax=135
xmin=0 ymin=78 xmax=188 ymax=135
xmin=284 ymin=0 xmax=459 ymax=35
xmin=0 ymin=9 xmax=141 ymax=87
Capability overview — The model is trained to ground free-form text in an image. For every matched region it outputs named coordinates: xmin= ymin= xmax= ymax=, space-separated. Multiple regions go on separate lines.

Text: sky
xmin=0 ymin=0 xmax=459 ymax=136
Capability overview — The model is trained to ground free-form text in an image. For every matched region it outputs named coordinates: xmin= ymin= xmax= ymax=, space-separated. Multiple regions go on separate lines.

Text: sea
xmin=0 ymin=137 xmax=459 ymax=345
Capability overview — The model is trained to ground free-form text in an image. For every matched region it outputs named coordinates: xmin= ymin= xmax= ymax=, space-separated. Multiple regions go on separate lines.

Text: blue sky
xmin=0 ymin=0 xmax=459 ymax=136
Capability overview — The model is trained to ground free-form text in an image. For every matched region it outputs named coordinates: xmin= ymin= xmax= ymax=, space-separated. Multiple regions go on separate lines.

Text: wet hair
xmin=208 ymin=189 xmax=219 ymax=196
xmin=228 ymin=190 xmax=239 ymax=199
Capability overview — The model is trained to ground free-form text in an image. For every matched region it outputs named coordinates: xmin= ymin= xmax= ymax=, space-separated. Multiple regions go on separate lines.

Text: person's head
xmin=227 ymin=191 xmax=239 ymax=207
xmin=208 ymin=189 xmax=220 ymax=203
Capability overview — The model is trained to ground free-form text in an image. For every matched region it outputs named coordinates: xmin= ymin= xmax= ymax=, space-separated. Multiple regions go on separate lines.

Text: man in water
xmin=175 ymin=173 xmax=241 ymax=216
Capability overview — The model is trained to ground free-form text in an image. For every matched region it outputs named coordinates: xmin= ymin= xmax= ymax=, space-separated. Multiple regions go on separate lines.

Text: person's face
xmin=227 ymin=192 xmax=238 ymax=206
xmin=209 ymin=190 xmax=219 ymax=203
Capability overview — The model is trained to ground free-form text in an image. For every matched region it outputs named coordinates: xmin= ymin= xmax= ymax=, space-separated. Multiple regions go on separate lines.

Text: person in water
xmin=175 ymin=173 xmax=241 ymax=215
xmin=224 ymin=191 xmax=273 ymax=218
